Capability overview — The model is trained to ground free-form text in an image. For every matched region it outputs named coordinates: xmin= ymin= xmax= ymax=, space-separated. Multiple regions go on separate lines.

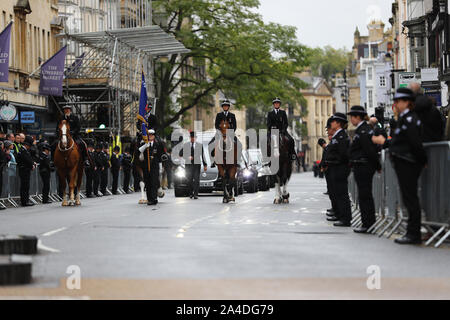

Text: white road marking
xmin=0 ymin=296 xmax=91 ymax=300
xmin=41 ymin=227 xmax=67 ymax=237
xmin=37 ymin=240 xmax=60 ymax=253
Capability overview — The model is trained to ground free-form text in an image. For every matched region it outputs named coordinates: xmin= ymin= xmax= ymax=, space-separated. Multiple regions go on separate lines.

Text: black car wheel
xmin=174 ymin=188 xmax=188 ymax=198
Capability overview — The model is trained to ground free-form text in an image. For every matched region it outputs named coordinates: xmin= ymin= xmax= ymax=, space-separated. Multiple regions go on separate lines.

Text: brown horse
xmin=54 ymin=120 xmax=83 ymax=206
xmin=212 ymin=120 xmax=241 ymax=203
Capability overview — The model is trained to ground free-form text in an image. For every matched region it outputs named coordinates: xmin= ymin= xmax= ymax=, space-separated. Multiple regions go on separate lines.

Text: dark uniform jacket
xmin=87 ymin=150 xmax=96 ymax=170
xmin=121 ymin=153 xmax=133 ymax=171
xmin=141 ymin=140 xmax=165 ymax=172
xmin=415 ymin=94 xmax=445 ymax=142
xmin=38 ymin=152 xmax=53 ymax=174
xmin=324 ymin=129 xmax=350 ymax=166
xmin=349 ymin=122 xmax=381 ymax=170
xmin=110 ymin=153 xmax=121 ymax=172
xmin=180 ymin=142 xmax=207 ymax=166
xmin=319 ymin=145 xmax=328 ymax=170
xmin=215 ymin=112 xmax=237 ymax=131
xmin=95 ymin=151 xmax=104 ymax=170
xmin=100 ymin=151 xmax=110 ymax=169
xmin=17 ymin=146 xmax=34 ymax=171
xmin=385 ymin=110 xmax=427 ymax=165
xmin=267 ymin=109 xmax=289 ymax=133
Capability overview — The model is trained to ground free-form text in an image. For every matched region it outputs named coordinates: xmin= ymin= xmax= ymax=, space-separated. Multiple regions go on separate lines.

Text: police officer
xmin=215 ymin=100 xmax=237 ymax=131
xmin=100 ymin=142 xmax=109 ymax=195
xmin=17 ymin=136 xmax=36 ymax=207
xmin=139 ymin=129 xmax=165 ymax=205
xmin=324 ymin=113 xmax=352 ymax=227
xmin=181 ymin=132 xmax=208 ymax=199
xmin=57 ymin=106 xmax=90 ymax=168
xmin=110 ymin=146 xmax=121 ymax=195
xmin=38 ymin=143 xmax=53 ymax=204
xmin=85 ymin=140 xmax=96 ymax=198
xmin=373 ymin=88 xmax=427 ymax=245
xmin=267 ymin=97 xmax=297 ymax=161
xmin=348 ymin=106 xmax=382 ymax=233
xmin=121 ymin=147 xmax=133 ymax=194
xmin=322 ymin=118 xmax=338 ymax=218
xmin=93 ymin=143 xmax=103 ymax=197
xmin=137 ymin=101 xmax=159 ymax=133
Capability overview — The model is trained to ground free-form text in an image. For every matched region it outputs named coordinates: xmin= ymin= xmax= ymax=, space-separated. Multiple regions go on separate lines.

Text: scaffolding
xmin=50 ymin=25 xmax=189 ymax=138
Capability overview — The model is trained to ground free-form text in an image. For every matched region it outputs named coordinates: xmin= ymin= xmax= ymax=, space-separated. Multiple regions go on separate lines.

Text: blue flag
xmin=138 ymin=72 xmax=148 ymax=139
xmin=0 ymin=22 xmax=13 ymax=82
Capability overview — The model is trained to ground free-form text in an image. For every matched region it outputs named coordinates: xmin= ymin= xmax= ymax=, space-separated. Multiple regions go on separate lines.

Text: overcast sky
xmin=257 ymin=0 xmax=395 ymax=49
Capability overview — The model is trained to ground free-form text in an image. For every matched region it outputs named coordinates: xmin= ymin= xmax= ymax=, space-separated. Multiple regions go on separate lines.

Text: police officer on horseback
xmin=267 ymin=97 xmax=297 ymax=162
xmin=57 ymin=106 xmax=90 ymax=168
xmin=215 ymin=100 xmax=237 ymax=132
xmin=137 ymin=101 xmax=159 ymax=140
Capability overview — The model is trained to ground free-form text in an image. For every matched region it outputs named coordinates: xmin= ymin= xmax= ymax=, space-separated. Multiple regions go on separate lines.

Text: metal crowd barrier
xmin=349 ymin=141 xmax=450 ymax=248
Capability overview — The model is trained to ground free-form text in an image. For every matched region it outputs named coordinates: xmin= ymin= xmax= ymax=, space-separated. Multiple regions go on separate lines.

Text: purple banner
xmin=39 ymin=46 xmax=67 ymax=96
xmin=0 ymin=22 xmax=12 ymax=83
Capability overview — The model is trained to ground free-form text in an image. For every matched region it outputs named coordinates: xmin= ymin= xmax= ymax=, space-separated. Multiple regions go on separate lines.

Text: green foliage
xmin=152 ymin=0 xmax=309 ymax=129
xmin=307 ymin=46 xmax=350 ymax=82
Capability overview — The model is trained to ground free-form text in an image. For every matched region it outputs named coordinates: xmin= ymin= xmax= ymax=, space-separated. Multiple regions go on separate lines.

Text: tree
xmin=308 ymin=46 xmax=350 ymax=82
xmin=152 ymin=0 xmax=309 ymax=135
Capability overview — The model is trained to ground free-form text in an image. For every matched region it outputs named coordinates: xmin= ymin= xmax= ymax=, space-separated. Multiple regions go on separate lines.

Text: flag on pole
xmin=137 ymin=72 xmax=148 ymax=142
xmin=65 ymin=52 xmax=85 ymax=77
xmin=39 ymin=46 xmax=67 ymax=96
xmin=0 ymin=22 xmax=13 ymax=83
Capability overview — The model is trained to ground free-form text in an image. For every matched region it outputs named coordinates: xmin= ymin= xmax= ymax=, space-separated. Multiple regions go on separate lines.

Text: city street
xmin=0 ymin=172 xmax=449 ymax=300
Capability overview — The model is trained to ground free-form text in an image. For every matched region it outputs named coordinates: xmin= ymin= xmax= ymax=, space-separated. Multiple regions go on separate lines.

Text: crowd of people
xmin=319 ymin=83 xmax=447 ymax=245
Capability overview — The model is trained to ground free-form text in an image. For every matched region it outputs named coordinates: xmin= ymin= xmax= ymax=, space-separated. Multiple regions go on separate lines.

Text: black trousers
xmin=85 ymin=169 xmax=94 ymax=196
xmin=393 ymin=157 xmax=423 ymax=239
xmin=325 ymin=169 xmax=337 ymax=212
xmin=111 ymin=169 xmax=119 ymax=194
xmin=353 ymin=164 xmax=376 ymax=228
xmin=93 ymin=169 xmax=101 ymax=195
xmin=328 ymin=164 xmax=352 ymax=224
xmin=186 ymin=164 xmax=201 ymax=197
xmin=100 ymin=169 xmax=108 ymax=194
xmin=144 ymin=168 xmax=159 ymax=202
xmin=123 ymin=169 xmax=131 ymax=192
xmin=40 ymin=171 xmax=50 ymax=202
xmin=19 ymin=168 xmax=31 ymax=205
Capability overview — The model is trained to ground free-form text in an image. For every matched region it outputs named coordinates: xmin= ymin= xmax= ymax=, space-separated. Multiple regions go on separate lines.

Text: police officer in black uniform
xmin=85 ymin=140 xmax=96 ymax=198
xmin=139 ymin=129 xmax=165 ymax=205
xmin=348 ymin=106 xmax=382 ymax=233
xmin=209 ymin=100 xmax=237 ymax=160
xmin=267 ymin=97 xmax=297 ymax=161
xmin=324 ymin=113 xmax=352 ymax=227
xmin=17 ymin=136 xmax=36 ymax=207
xmin=57 ymin=106 xmax=90 ymax=168
xmin=181 ymin=131 xmax=208 ymax=199
xmin=100 ymin=142 xmax=109 ymax=195
xmin=93 ymin=143 xmax=103 ymax=197
xmin=121 ymin=147 xmax=133 ymax=193
xmin=110 ymin=146 xmax=121 ymax=195
xmin=373 ymin=88 xmax=427 ymax=245
xmin=38 ymin=142 xmax=53 ymax=204
xmin=322 ymin=117 xmax=338 ymax=218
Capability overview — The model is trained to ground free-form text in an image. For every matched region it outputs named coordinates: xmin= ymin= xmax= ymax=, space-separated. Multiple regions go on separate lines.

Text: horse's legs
xmin=59 ymin=170 xmax=68 ymax=206
xmin=274 ymin=176 xmax=282 ymax=204
xmin=228 ymin=167 xmax=237 ymax=202
xmin=137 ymin=167 xmax=147 ymax=204
xmin=68 ymin=167 xmax=78 ymax=206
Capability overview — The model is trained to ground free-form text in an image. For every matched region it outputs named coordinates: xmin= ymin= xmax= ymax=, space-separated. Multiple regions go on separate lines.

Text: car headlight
xmin=175 ymin=168 xmax=186 ymax=178
xmin=243 ymin=169 xmax=252 ymax=178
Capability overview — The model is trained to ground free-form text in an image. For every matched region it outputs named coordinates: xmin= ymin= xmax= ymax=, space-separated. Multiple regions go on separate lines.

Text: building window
xmin=327 ymin=100 xmax=331 ymax=115
xmin=367 ymin=89 xmax=373 ymax=109
xmin=379 ymin=76 xmax=386 ymax=87
xmin=321 ymin=100 xmax=324 ymax=116
xmin=315 ymin=100 xmax=319 ymax=116
xmin=367 ymin=67 xmax=373 ymax=81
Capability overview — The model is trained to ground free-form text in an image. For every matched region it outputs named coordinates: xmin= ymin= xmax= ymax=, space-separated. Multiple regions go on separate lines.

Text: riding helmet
xmin=221 ymin=100 xmax=231 ymax=107
xmin=272 ymin=97 xmax=282 ymax=104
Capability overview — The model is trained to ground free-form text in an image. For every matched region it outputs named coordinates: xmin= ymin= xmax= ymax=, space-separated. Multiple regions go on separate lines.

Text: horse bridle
xmin=58 ymin=131 xmax=75 ymax=152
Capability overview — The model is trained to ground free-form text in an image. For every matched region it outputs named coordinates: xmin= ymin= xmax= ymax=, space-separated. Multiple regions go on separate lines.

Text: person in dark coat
xmin=414 ymin=94 xmax=445 ymax=142
xmin=322 ymin=120 xmax=338 ymax=218
xmin=17 ymin=136 xmax=36 ymax=206
xmin=110 ymin=146 xmax=121 ymax=195
xmin=38 ymin=143 xmax=54 ymax=204
xmin=180 ymin=132 xmax=208 ymax=199
xmin=139 ymin=129 xmax=165 ymax=205
xmin=0 ymin=143 xmax=8 ymax=207
xmin=267 ymin=97 xmax=298 ymax=161
xmin=121 ymin=147 xmax=133 ymax=194
xmin=93 ymin=143 xmax=103 ymax=197
xmin=373 ymin=88 xmax=427 ymax=245
xmin=348 ymin=106 xmax=382 ymax=233
xmin=100 ymin=142 xmax=109 ymax=195
xmin=85 ymin=140 xmax=96 ymax=198
xmin=215 ymin=100 xmax=237 ymax=132
xmin=324 ymin=113 xmax=352 ymax=227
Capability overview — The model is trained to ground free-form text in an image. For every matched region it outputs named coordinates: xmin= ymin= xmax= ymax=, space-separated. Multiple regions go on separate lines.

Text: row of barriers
xmin=0 ymin=165 xmax=141 ymax=208
xmin=348 ymin=141 xmax=450 ymax=248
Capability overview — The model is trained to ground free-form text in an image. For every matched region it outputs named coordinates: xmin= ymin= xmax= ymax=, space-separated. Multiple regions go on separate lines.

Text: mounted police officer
xmin=372 ymin=88 xmax=427 ymax=245
xmin=57 ymin=106 xmax=90 ymax=168
xmin=209 ymin=99 xmax=237 ymax=160
xmin=348 ymin=106 xmax=381 ymax=233
xmin=17 ymin=136 xmax=36 ymax=207
xmin=267 ymin=97 xmax=298 ymax=162
xmin=137 ymin=101 xmax=160 ymax=142
xmin=139 ymin=129 xmax=165 ymax=205
xmin=85 ymin=140 xmax=96 ymax=198
xmin=324 ymin=112 xmax=352 ymax=227
xmin=38 ymin=142 xmax=54 ymax=204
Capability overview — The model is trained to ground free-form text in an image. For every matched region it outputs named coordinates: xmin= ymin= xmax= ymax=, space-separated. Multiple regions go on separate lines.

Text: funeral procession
xmin=1 ymin=0 xmax=450 ymax=304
